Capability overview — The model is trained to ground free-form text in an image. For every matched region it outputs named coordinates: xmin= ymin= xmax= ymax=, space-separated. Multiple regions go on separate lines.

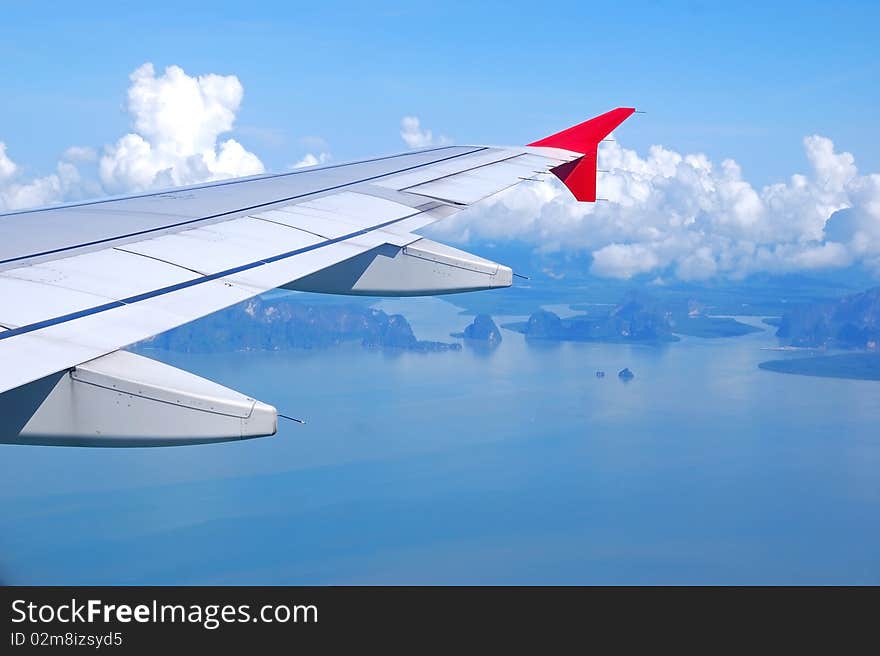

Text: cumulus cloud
xmin=1 ymin=63 xmax=265 ymax=212
xmin=427 ymin=133 xmax=880 ymax=279
xmin=400 ymin=116 xmax=450 ymax=148
xmin=98 ymin=63 xmax=263 ymax=193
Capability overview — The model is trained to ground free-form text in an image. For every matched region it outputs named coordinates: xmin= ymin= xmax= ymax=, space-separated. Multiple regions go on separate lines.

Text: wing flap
xmin=257 ymin=191 xmax=418 ymax=239
xmin=0 ymin=248 xmax=200 ymax=300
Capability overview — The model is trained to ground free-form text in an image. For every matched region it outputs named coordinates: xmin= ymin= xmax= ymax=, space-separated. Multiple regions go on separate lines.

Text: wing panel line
xmin=398 ymin=152 xmax=528 ymax=190
xmin=112 ymin=247 xmax=209 ymax=276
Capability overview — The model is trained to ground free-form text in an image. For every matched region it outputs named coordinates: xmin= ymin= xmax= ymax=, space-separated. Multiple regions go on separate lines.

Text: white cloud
xmin=426 ymin=133 xmax=880 ymax=279
xmin=62 ymin=146 xmax=97 ymax=163
xmin=98 ymin=63 xmax=264 ymax=193
xmin=0 ymin=142 xmax=82 ymax=211
xmin=0 ymin=143 xmax=18 ymax=181
xmin=291 ymin=152 xmax=331 ymax=169
xmin=591 ymin=243 xmax=661 ymax=279
xmin=400 ymin=116 xmax=450 ymax=148
xmin=1 ymin=63 xmax=265 ymax=212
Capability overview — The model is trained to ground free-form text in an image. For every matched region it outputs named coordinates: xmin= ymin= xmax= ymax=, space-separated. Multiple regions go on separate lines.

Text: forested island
xmin=451 ymin=314 xmax=503 ymax=345
xmin=135 ymin=295 xmax=460 ymax=353
xmin=772 ymin=286 xmax=880 ymax=349
xmin=759 ymin=286 xmax=880 ymax=381
xmin=502 ymin=293 xmax=760 ymax=343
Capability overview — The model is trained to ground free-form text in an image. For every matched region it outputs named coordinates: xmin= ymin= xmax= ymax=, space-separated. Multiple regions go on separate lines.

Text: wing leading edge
xmin=0 ymin=108 xmax=635 ymax=446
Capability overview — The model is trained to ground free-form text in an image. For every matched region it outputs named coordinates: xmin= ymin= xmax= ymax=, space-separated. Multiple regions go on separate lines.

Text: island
xmin=773 ymin=286 xmax=880 ymax=349
xmin=668 ymin=315 xmax=763 ymax=338
xmin=502 ymin=293 xmax=759 ymax=344
xmin=451 ymin=314 xmax=502 ymax=346
xmin=134 ymin=295 xmax=461 ymax=353
xmin=759 ymin=286 xmax=880 ymax=380
xmin=503 ymin=292 xmax=762 ymax=344
xmin=502 ymin=294 xmax=680 ymax=344
xmin=758 ymin=353 xmax=880 ymax=381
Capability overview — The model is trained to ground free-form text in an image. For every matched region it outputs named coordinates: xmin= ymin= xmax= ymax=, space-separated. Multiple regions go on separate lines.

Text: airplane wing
xmin=0 ymin=108 xmax=635 ymax=447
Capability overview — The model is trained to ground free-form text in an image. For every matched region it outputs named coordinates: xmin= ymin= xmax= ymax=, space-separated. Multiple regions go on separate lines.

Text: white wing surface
xmin=0 ymin=108 xmax=635 ymax=446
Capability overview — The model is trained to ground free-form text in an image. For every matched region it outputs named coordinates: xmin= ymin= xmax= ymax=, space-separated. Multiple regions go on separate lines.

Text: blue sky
xmin=1 ymin=0 xmax=877 ymax=181
xmin=1 ymin=1 xmax=878 ymax=281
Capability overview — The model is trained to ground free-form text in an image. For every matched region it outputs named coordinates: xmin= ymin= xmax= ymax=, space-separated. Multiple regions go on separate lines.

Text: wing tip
xmin=530 ymin=107 xmax=637 ymax=202
xmin=527 ymin=107 xmax=637 ymax=151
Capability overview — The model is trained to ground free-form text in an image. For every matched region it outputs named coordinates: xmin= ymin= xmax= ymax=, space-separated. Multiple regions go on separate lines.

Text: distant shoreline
xmin=758 ymin=353 xmax=880 ymax=381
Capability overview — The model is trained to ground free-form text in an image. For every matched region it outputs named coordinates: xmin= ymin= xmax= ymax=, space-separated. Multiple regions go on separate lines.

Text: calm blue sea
xmin=1 ymin=298 xmax=878 ymax=584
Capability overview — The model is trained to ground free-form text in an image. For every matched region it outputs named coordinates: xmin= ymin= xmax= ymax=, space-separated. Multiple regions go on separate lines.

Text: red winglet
xmin=528 ymin=107 xmax=635 ymax=202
